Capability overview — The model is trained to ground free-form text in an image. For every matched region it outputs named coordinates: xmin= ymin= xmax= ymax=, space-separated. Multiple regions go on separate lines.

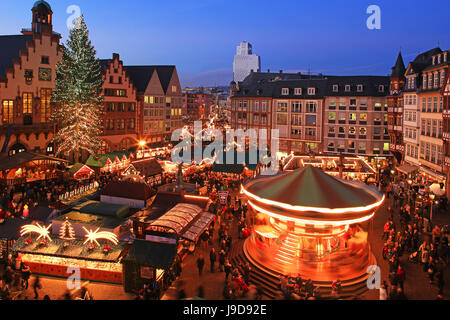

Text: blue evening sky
xmin=1 ymin=0 xmax=449 ymax=87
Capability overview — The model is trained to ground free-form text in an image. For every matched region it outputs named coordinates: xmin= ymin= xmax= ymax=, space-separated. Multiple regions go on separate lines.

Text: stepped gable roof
xmin=243 ymin=166 xmax=384 ymax=221
xmin=0 ymin=35 xmax=34 ymax=78
xmin=124 ymin=65 xmax=175 ymax=94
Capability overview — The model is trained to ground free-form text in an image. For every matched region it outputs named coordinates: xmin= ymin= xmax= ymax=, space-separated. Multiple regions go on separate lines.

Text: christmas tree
xmin=51 ymin=15 xmax=104 ymax=163
xmin=59 ymin=217 xmax=75 ymax=241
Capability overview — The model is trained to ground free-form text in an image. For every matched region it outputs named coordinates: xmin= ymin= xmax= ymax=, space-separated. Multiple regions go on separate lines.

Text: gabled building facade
xmin=124 ymin=66 xmax=183 ymax=145
xmin=417 ymin=48 xmax=448 ymax=182
xmin=99 ymin=53 xmax=138 ymax=153
xmin=0 ymin=1 xmax=61 ymax=156
xmin=388 ymin=51 xmax=406 ymax=163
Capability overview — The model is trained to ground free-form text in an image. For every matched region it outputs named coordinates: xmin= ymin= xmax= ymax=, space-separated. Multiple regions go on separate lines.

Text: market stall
xmin=85 ymin=151 xmax=133 ymax=173
xmin=69 ymin=163 xmax=95 ymax=181
xmin=12 ymin=221 xmax=127 ymax=284
xmin=0 ymin=152 xmax=69 ymax=186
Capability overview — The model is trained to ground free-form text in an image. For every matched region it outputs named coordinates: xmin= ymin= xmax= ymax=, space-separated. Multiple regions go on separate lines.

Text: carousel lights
xmin=242 ymin=186 xmax=385 ymax=215
xmin=20 ymin=223 xmax=52 ymax=242
xmin=247 ymin=200 xmax=376 ymax=226
xmin=82 ymin=227 xmax=119 ymax=246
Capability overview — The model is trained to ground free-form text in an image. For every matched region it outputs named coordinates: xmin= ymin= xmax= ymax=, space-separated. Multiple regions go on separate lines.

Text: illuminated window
xmin=172 ymin=86 xmax=177 ymax=93
xmin=23 ymin=93 xmax=33 ymax=114
xmin=2 ymin=100 xmax=14 ymax=124
xmin=40 ymin=89 xmax=52 ymax=122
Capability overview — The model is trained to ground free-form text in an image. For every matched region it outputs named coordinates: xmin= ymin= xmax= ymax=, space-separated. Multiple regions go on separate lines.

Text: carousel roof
xmin=243 ymin=166 xmax=384 ymax=222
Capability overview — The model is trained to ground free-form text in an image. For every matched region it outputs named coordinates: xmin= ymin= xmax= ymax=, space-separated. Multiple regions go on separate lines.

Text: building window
xmin=24 ymin=70 xmax=33 ymax=84
xmin=328 ymin=112 xmax=336 ymax=121
xmin=2 ymin=100 xmax=14 ymax=124
xmin=332 ymin=85 xmax=338 ymax=92
xmin=307 ymin=88 xmax=316 ymax=95
xmin=276 ymin=113 xmax=288 ymax=125
xmin=41 ymin=56 xmax=49 ymax=64
xmin=282 ymin=88 xmax=289 ymax=95
xmin=345 ymin=85 xmax=351 ymax=92
xmin=277 ymin=102 xmax=288 ymax=112
xmin=306 ymin=102 xmax=317 ymax=113
xmin=378 ymin=85 xmax=384 ymax=93
xmin=292 ymin=102 xmax=301 ymax=113
xmin=40 ymin=89 xmax=52 ymax=122
xmin=357 ymin=85 xmax=363 ymax=92
xmin=23 ymin=93 xmax=33 ymax=114
xmin=172 ymin=85 xmax=177 ymax=93
xmin=254 ymin=101 xmax=259 ymax=112
xmin=294 ymin=88 xmax=302 ymax=95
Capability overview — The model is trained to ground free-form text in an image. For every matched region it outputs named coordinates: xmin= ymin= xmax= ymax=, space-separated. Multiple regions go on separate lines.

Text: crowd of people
xmin=380 ymin=173 xmax=449 ymax=300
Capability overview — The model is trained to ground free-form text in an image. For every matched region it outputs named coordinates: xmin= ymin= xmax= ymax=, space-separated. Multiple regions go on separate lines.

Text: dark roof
xmin=98 ymin=59 xmax=111 ymax=72
xmin=0 ymin=152 xmax=69 ymax=171
xmin=123 ymin=239 xmax=177 ymax=269
xmin=0 ymin=207 xmax=54 ymax=240
xmin=233 ymin=73 xmax=389 ymax=98
xmin=406 ymin=47 xmax=443 ymax=75
xmin=391 ymin=51 xmax=406 ymax=78
xmin=101 ymin=180 xmax=156 ymax=201
xmin=33 ymin=0 xmax=52 ymax=11
xmin=0 ymin=35 xmax=34 ymax=78
xmin=132 ymin=158 xmax=163 ymax=177
xmin=124 ymin=65 xmax=175 ymax=94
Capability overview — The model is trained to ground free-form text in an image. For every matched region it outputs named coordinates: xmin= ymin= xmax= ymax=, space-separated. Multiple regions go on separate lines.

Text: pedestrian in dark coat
xmin=197 ymin=254 xmax=205 ymax=276
xmin=210 ymin=248 xmax=217 ymax=273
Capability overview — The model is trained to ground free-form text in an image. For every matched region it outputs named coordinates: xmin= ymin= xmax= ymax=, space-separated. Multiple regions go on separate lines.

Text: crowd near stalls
xmin=378 ymin=168 xmax=449 ymax=300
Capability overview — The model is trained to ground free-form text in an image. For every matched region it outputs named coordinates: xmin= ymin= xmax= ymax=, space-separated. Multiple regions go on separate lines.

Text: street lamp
xmin=429 ymin=193 xmax=435 ymax=222
xmin=407 ymin=179 xmax=412 ymax=204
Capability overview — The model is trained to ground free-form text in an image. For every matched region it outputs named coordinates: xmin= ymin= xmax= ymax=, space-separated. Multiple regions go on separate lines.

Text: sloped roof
xmin=391 ymin=51 xmax=406 ymax=78
xmin=132 ymin=158 xmax=163 ymax=177
xmin=0 ymin=151 xmax=69 ymax=171
xmin=0 ymin=35 xmax=33 ymax=78
xmin=124 ymin=239 xmax=177 ymax=269
xmin=233 ymin=72 xmax=389 ymax=98
xmin=243 ymin=166 xmax=384 ymax=222
xmin=85 ymin=150 xmax=132 ymax=168
xmin=124 ymin=65 xmax=175 ymax=94
xmin=101 ymin=180 xmax=156 ymax=201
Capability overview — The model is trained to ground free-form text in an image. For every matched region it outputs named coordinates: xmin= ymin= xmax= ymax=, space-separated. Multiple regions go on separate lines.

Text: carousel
xmin=241 ymin=165 xmax=384 ymax=286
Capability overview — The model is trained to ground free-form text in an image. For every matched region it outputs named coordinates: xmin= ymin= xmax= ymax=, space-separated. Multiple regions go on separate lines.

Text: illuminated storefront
xmin=242 ymin=165 xmax=384 ymax=285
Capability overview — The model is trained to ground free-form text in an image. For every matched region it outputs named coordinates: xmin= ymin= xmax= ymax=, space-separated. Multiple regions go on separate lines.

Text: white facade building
xmin=403 ymin=91 xmax=421 ymax=166
xmin=233 ymin=42 xmax=261 ymax=83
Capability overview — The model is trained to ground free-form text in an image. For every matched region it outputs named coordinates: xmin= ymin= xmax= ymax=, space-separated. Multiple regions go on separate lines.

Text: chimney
xmin=250 ymin=69 xmax=254 ymax=73
xmin=267 ymin=69 xmax=270 ymax=73
xmin=113 ymin=53 xmax=119 ymax=60
xmin=280 ymin=70 xmax=283 ymax=74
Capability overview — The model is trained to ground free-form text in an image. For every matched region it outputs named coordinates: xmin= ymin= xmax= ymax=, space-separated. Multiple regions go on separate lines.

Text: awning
xmin=0 ymin=152 xmax=69 ymax=171
xmin=124 ymin=240 xmax=177 ymax=269
xmin=397 ymin=164 xmax=419 ymax=175
xmin=182 ymin=212 xmax=215 ymax=242
xmin=420 ymin=166 xmax=446 ymax=182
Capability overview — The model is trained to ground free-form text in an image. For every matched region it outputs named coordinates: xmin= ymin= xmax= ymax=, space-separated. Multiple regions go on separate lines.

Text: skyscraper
xmin=233 ymin=41 xmax=261 ymax=83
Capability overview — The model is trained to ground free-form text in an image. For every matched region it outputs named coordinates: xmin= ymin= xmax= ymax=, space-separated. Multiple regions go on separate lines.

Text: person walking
xmin=209 ymin=248 xmax=217 ymax=273
xmin=224 ymin=259 xmax=232 ymax=281
xmin=196 ymin=254 xmax=205 ymax=277
xmin=32 ymin=275 xmax=42 ymax=299
xmin=218 ymin=249 xmax=226 ymax=272
xmin=20 ymin=262 xmax=31 ymax=289
xmin=397 ymin=265 xmax=405 ymax=291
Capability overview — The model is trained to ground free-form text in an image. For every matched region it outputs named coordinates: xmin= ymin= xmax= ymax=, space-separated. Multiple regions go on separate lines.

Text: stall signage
xmin=219 ymin=191 xmax=229 ymax=205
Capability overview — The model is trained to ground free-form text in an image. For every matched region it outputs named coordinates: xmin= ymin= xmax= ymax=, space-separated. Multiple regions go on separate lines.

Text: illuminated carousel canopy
xmin=242 ymin=165 xmax=384 ymax=223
